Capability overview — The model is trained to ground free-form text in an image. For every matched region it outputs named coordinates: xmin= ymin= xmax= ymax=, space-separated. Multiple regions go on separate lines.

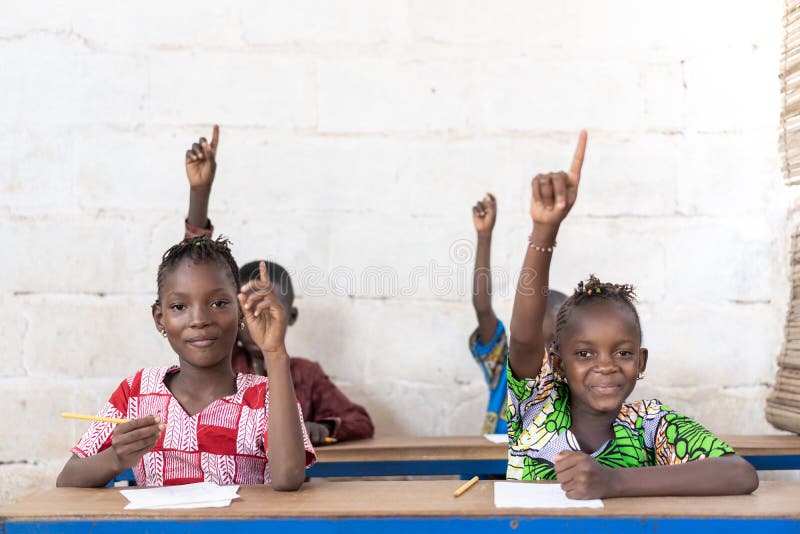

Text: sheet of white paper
xmin=120 ymin=482 xmax=240 ymax=510
xmin=494 ymin=481 xmax=603 ymax=509
xmin=124 ymin=499 xmax=235 ymax=510
xmin=483 ymin=434 xmax=508 ymax=444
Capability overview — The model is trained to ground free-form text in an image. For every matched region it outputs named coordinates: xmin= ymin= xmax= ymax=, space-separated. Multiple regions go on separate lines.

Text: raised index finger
xmin=568 ymin=130 xmax=588 ymax=184
xmin=210 ymin=124 xmax=220 ymax=152
xmin=259 ymin=260 xmax=270 ymax=285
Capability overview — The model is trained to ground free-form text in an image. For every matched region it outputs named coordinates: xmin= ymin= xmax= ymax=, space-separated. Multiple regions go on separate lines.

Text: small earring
xmin=239 ymin=320 xmax=245 ymax=331
xmin=637 ymin=371 xmax=645 ymax=380
xmin=160 ymin=329 xmax=167 ymax=338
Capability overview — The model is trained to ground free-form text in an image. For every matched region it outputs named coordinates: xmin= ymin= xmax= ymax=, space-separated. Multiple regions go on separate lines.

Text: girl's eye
xmin=575 ymin=350 xmax=592 ymax=359
xmin=617 ymin=350 xmax=634 ymax=359
xmin=211 ymin=300 xmax=229 ymax=308
xmin=170 ymin=303 xmax=186 ymax=311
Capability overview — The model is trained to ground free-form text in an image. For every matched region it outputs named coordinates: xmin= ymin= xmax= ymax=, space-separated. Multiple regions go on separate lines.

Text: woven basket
xmin=767 ymin=232 xmax=800 ymax=432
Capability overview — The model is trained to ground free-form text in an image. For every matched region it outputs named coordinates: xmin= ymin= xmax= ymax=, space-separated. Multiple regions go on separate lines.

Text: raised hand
xmin=185 ymin=125 xmax=219 ymax=189
xmin=110 ymin=416 xmax=166 ymax=470
xmin=238 ymin=261 xmax=288 ymax=354
xmin=554 ymin=450 xmax=616 ymax=500
xmin=472 ymin=193 xmax=497 ymax=236
xmin=530 ymin=130 xmax=587 ymax=227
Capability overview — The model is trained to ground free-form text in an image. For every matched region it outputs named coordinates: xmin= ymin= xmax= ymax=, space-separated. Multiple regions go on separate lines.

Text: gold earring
xmin=239 ymin=320 xmax=245 ymax=331
xmin=637 ymin=371 xmax=645 ymax=380
xmin=160 ymin=329 xmax=167 ymax=338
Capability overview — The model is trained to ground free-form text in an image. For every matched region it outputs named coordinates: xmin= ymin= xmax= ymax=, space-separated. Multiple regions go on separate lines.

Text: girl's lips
xmin=590 ymin=384 xmax=622 ymax=395
xmin=187 ymin=337 xmax=218 ymax=348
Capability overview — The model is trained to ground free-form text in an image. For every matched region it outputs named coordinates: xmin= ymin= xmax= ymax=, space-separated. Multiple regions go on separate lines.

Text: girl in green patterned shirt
xmin=507 ymin=130 xmax=758 ymax=499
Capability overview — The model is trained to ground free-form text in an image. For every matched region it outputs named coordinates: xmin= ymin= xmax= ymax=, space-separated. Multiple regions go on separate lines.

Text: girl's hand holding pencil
xmin=109 ymin=415 xmax=166 ymax=470
xmin=62 ymin=412 xmax=165 ymax=470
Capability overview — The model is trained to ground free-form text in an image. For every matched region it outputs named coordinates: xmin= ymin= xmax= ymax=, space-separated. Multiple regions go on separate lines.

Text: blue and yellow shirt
xmin=469 ymin=320 xmax=509 ymax=434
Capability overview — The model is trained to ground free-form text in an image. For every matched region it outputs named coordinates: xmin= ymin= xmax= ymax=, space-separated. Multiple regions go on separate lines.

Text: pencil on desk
xmin=323 ymin=437 xmax=338 ymax=444
xmin=453 ymin=476 xmax=479 ymax=497
xmin=61 ymin=412 xmax=129 ymax=424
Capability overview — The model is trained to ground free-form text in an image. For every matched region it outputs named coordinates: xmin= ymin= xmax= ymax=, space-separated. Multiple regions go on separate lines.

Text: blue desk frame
xmin=3 ymin=516 xmax=799 ymax=534
xmin=305 ymin=455 xmax=800 ymax=477
xmin=108 ymin=453 xmax=800 ymax=485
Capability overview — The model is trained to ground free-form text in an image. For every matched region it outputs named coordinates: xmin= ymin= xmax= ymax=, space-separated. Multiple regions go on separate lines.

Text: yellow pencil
xmin=453 ymin=476 xmax=479 ymax=497
xmin=61 ymin=412 xmax=129 ymax=425
xmin=323 ymin=437 xmax=338 ymax=444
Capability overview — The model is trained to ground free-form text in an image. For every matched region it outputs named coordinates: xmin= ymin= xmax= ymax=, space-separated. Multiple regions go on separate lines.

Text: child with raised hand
xmin=507 ymin=131 xmax=758 ymax=498
xmin=469 ymin=193 xmax=566 ymax=435
xmin=181 ymin=126 xmax=374 ymax=446
xmin=57 ymin=237 xmax=315 ymax=489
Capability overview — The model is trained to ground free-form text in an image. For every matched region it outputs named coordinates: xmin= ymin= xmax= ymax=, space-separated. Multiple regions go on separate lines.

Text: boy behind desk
xmin=183 ymin=126 xmax=374 ymax=446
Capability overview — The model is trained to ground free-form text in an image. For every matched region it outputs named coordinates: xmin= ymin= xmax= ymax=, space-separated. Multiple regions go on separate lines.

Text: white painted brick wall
xmin=1 ymin=0 xmax=796 ymax=503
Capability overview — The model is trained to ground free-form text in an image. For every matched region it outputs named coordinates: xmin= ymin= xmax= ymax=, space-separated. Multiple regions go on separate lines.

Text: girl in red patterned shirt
xmin=57 ymin=237 xmax=316 ymax=489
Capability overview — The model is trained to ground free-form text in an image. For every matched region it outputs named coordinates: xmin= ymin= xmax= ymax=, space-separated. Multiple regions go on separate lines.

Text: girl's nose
xmin=594 ymin=353 xmax=616 ymax=372
xmin=189 ymin=307 xmax=211 ymax=328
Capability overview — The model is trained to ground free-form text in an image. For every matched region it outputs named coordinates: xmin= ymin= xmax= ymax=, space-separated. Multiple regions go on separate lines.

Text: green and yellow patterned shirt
xmin=506 ymin=355 xmax=735 ymax=481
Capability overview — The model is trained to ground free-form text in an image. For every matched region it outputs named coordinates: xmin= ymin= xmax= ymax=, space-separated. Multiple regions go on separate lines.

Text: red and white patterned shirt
xmin=72 ymin=366 xmax=316 ymax=486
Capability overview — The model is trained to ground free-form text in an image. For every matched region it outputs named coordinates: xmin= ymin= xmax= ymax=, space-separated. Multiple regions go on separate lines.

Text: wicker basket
xmin=767 ymin=229 xmax=800 ymax=433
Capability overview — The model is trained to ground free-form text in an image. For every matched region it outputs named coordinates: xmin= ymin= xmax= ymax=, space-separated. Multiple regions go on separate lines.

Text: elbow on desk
xmin=740 ymin=462 xmax=760 ymax=495
xmin=270 ymin=467 xmax=306 ymax=492
xmin=727 ymin=455 xmax=760 ymax=495
xmin=271 ymin=478 xmax=304 ymax=492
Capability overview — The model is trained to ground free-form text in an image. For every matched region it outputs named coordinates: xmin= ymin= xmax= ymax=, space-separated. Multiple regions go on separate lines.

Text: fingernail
xmin=159 ymin=424 xmax=166 ymax=431
xmin=154 ymin=417 xmax=161 ymax=424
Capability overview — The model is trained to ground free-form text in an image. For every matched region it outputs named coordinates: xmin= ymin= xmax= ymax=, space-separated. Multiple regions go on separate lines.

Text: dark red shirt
xmin=232 ymin=347 xmax=374 ymax=441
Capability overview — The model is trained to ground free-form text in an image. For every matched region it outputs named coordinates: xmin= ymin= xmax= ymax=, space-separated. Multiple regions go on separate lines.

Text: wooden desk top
xmin=1 ymin=481 xmax=798 ymax=521
xmin=314 ymin=435 xmax=800 ymax=462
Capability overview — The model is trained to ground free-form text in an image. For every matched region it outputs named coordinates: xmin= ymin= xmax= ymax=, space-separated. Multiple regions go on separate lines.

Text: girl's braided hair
xmin=155 ymin=235 xmax=240 ymax=303
xmin=551 ymin=274 xmax=641 ymax=351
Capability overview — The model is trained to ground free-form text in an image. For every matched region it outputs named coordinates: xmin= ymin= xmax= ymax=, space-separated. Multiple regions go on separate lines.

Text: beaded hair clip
xmin=576 ymin=281 xmax=602 ymax=295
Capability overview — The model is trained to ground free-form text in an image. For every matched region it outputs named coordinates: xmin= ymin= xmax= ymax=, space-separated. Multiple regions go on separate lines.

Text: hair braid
xmin=551 ymin=274 xmax=641 ymax=351
xmin=155 ymin=235 xmax=240 ymax=303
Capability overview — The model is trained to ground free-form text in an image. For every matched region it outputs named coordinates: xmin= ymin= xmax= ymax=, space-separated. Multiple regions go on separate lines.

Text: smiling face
xmin=153 ymin=258 xmax=241 ymax=371
xmin=555 ymin=300 xmax=648 ymax=417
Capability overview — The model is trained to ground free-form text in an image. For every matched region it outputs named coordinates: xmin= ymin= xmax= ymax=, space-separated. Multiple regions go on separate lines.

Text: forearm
xmin=187 ymin=186 xmax=212 ymax=229
xmin=473 ymin=232 xmax=498 ymax=342
xmin=56 ymin=450 xmax=122 ymax=488
xmin=509 ymin=223 xmax=559 ymax=378
xmin=472 ymin=232 xmax=493 ymax=312
xmin=264 ymin=347 xmax=307 ymax=491
xmin=610 ymin=456 xmax=758 ymax=498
